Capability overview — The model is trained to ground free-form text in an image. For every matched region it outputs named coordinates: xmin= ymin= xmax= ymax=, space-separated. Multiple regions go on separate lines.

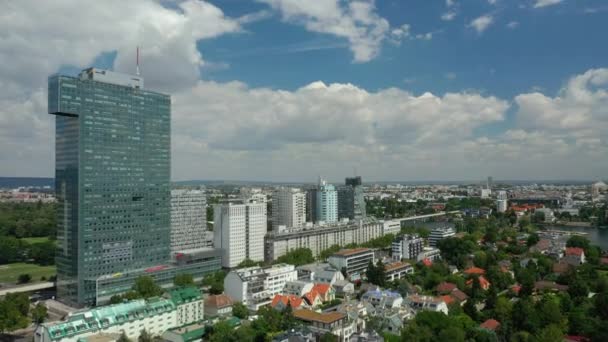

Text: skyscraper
xmin=213 ymin=202 xmax=266 ymax=268
xmin=316 ymin=178 xmax=338 ymax=223
xmin=271 ymin=187 xmax=306 ymax=230
xmin=171 ymin=189 xmax=208 ymax=251
xmin=49 ymin=68 xmax=171 ymax=305
xmin=49 ymin=69 xmax=222 ymax=306
xmin=338 ymin=176 xmax=366 ymax=220
xmin=305 ymin=187 xmax=318 ymax=223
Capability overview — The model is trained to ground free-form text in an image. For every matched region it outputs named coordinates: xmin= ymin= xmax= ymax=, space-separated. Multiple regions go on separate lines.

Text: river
xmin=543 ymin=225 xmax=608 ymax=251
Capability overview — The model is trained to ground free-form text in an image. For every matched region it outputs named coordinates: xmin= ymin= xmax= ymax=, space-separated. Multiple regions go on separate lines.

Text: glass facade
xmin=49 ymin=70 xmax=171 ymax=306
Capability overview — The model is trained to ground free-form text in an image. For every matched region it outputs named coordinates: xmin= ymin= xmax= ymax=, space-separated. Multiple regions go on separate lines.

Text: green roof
xmin=169 ymin=287 xmax=202 ymax=305
xmin=168 ymin=324 xmax=206 ymax=342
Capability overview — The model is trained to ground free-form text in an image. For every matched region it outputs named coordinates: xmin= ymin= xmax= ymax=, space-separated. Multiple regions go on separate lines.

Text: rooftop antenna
xmin=136 ymin=46 xmax=140 ymax=76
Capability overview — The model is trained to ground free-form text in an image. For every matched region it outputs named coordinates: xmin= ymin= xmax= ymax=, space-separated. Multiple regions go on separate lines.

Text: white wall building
xmin=214 ymin=202 xmax=266 ymax=268
xmin=428 ymin=227 xmax=455 ymax=247
xmin=496 ymin=199 xmax=508 ymax=213
xmin=272 ymin=188 xmax=306 ymax=230
xmin=171 ymin=189 xmax=208 ymax=252
xmin=328 ymin=248 xmax=375 ymax=276
xmin=224 ymin=264 xmax=298 ymax=311
xmin=392 ymin=234 xmax=424 ymax=261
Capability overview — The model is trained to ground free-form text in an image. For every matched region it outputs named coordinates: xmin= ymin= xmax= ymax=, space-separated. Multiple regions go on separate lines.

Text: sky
xmin=1 ymin=0 xmax=608 ymax=183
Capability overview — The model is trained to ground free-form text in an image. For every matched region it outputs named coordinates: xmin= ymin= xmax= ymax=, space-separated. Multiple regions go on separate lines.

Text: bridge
xmin=0 ymin=282 xmax=54 ymax=297
xmin=397 ymin=210 xmax=460 ymax=225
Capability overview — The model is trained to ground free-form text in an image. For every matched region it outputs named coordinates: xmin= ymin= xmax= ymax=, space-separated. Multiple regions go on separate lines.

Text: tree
xmin=31 ymin=303 xmax=47 ymax=324
xmin=232 ymin=302 xmax=249 ymax=319
xmin=536 ymin=324 xmax=564 ymax=342
xmin=365 ymin=260 xmax=377 ymax=284
xmin=320 ymin=332 xmax=338 ymax=342
xmin=463 ymin=298 xmax=479 ymax=322
xmin=374 ymin=259 xmax=386 ymax=287
xmin=594 ymin=291 xmax=608 ymax=320
xmin=236 ymin=258 xmax=259 ymax=268
xmin=526 ymin=233 xmax=539 ymax=247
xmin=493 ymin=297 xmax=512 ymax=326
xmin=133 ymin=276 xmax=163 ymax=298
xmin=0 ymin=236 xmax=21 ymax=264
xmin=201 ymin=270 xmax=227 ymax=295
xmin=566 ymin=236 xmax=590 ymax=250
xmin=568 ymin=276 xmax=589 ymax=300
xmin=29 ymin=241 xmax=56 ymax=265
xmin=18 ymin=273 xmax=31 ymax=284
xmin=485 ymin=283 xmax=498 ymax=311
xmin=138 ymin=328 xmax=152 ymax=342
xmin=512 ymin=299 xmax=539 ymax=333
xmin=276 ymin=248 xmax=315 ymax=266
xmin=173 ymin=273 xmax=194 ymax=287
xmin=0 ymin=293 xmax=30 ymax=333
xmin=109 ymin=295 xmax=123 ymax=304
xmin=117 ymin=331 xmax=132 ymax=342
xmin=438 ymin=326 xmax=466 ymax=342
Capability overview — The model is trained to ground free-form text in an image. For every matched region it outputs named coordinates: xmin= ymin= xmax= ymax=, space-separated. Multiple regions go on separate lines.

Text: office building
xmin=328 ymin=248 xmax=375 ymax=276
xmin=213 ymin=202 xmax=266 ymax=268
xmin=264 ymin=219 xmax=383 ymax=261
xmin=35 ymin=287 xmax=203 ymax=342
xmin=338 ymin=176 xmax=366 ymax=220
xmin=224 ymin=264 xmax=298 ymax=311
xmin=305 ymin=187 xmax=318 ymax=223
xmin=272 ymin=187 xmax=306 ymax=230
xmin=392 ymin=234 xmax=424 ymax=260
xmin=497 ymin=190 xmax=508 ymax=200
xmin=316 ymin=178 xmax=338 ymax=223
xmin=384 ymin=261 xmax=414 ymax=282
xmin=428 ymin=227 xmax=455 ymax=247
xmin=49 ymin=68 xmax=172 ymax=306
xmin=171 ymin=189 xmax=207 ymax=252
xmin=497 ymin=199 xmax=508 ymax=213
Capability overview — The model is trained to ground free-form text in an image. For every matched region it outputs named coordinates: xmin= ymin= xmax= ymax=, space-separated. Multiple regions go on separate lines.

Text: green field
xmin=0 ymin=263 xmax=56 ymax=284
xmin=20 ymin=237 xmax=52 ymax=244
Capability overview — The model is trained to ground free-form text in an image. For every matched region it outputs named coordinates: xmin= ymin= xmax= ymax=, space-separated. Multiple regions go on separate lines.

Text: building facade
xmin=35 ymin=287 xmax=203 ymax=342
xmin=264 ymin=219 xmax=383 ymax=262
xmin=171 ymin=189 xmax=208 ymax=252
xmin=328 ymin=248 xmax=375 ymax=276
xmin=272 ymin=187 xmax=306 ymax=230
xmin=316 ymin=179 xmax=338 ymax=223
xmin=214 ymin=202 xmax=266 ymax=268
xmin=392 ymin=234 xmax=424 ymax=261
xmin=428 ymin=227 xmax=456 ymax=247
xmin=49 ymin=68 xmax=171 ymax=306
xmin=337 ymin=177 xmax=367 ymax=220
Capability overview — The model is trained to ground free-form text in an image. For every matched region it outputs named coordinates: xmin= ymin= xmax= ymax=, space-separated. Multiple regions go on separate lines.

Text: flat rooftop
xmin=332 ymin=248 xmax=372 ymax=257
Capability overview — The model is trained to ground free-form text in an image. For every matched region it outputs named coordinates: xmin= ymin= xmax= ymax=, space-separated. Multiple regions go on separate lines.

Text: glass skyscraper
xmin=316 ymin=178 xmax=338 ymax=223
xmin=49 ymin=68 xmax=171 ymax=306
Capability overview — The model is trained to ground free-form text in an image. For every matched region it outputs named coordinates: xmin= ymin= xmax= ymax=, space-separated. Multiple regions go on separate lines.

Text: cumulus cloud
xmin=469 ymin=15 xmax=494 ymax=34
xmin=534 ymin=0 xmax=565 ymax=8
xmin=441 ymin=11 xmax=457 ymax=21
xmin=258 ymin=0 xmax=391 ymax=62
xmin=507 ymin=21 xmax=520 ymax=29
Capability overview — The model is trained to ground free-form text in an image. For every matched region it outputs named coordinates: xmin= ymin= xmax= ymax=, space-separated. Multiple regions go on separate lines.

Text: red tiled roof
xmin=451 ymin=289 xmax=469 ymax=302
xmin=480 ymin=319 xmax=500 ymax=331
xmin=271 ymin=294 xmax=304 ymax=309
xmin=511 ymin=284 xmax=521 ymax=294
xmin=384 ymin=261 xmax=412 ymax=272
xmin=441 ymin=295 xmax=455 ymax=305
xmin=466 ymin=275 xmax=491 ymax=289
xmin=312 ymin=283 xmax=331 ymax=296
xmin=422 ymin=258 xmax=432 ymax=267
xmin=293 ymin=309 xmax=345 ymax=324
xmin=464 ymin=267 xmax=486 ymax=275
xmin=205 ymin=294 xmax=234 ymax=309
xmin=303 ymin=290 xmax=319 ymax=305
xmin=436 ymin=282 xmax=457 ymax=293
xmin=566 ymin=247 xmax=584 ymax=256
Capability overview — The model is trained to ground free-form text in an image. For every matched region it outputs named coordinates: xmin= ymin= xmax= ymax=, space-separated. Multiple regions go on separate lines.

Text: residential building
xmin=204 ymin=294 xmax=233 ymax=318
xmin=405 ymin=295 xmax=449 ymax=315
xmin=384 ymin=261 xmax=414 ymax=282
xmin=293 ymin=310 xmax=356 ymax=342
xmin=392 ymin=234 xmax=424 ymax=260
xmin=563 ymin=247 xmax=586 ymax=266
xmin=265 ymin=219 xmax=383 ymax=261
xmin=296 ymin=263 xmax=345 ymax=285
xmin=162 ymin=322 xmax=206 ymax=342
xmin=224 ymin=264 xmax=298 ymax=311
xmin=428 ymin=227 xmax=455 ymax=247
xmin=337 ymin=176 xmax=366 ymax=220
xmin=328 ymin=248 xmax=375 ymax=276
xmin=496 ymin=199 xmax=508 ymax=213
xmin=332 ymin=280 xmax=355 ymax=297
xmin=283 ymin=280 xmax=315 ymax=297
xmin=381 ymin=219 xmax=401 ymax=235
xmin=272 ymin=188 xmax=306 ymax=230
xmin=35 ymin=287 xmax=203 ymax=342
xmin=171 ymin=189 xmax=208 ymax=252
xmin=49 ymin=68 xmax=173 ymax=306
xmin=305 ymin=187 xmax=318 ymax=223
xmin=416 ymin=247 xmax=441 ymax=262
xmin=361 ymin=288 xmax=403 ymax=309
xmin=271 ymin=294 xmax=306 ymax=311
xmin=214 ymin=202 xmax=266 ymax=268
xmin=317 ymin=178 xmax=338 ymax=223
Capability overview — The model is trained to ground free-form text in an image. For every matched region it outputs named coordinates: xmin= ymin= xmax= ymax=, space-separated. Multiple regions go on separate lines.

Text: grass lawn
xmin=0 ymin=262 xmax=56 ymax=284
xmin=20 ymin=237 xmax=52 ymax=244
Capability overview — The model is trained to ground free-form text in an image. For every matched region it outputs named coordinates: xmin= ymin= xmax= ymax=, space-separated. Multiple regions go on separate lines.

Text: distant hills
xmin=0 ymin=177 xmax=54 ymax=189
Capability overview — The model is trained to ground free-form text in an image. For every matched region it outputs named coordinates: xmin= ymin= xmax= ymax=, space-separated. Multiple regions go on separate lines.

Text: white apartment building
xmin=496 ymin=199 xmax=508 ymax=213
xmin=272 ymin=187 xmax=306 ymax=230
xmin=224 ymin=264 xmax=298 ymax=311
xmin=171 ymin=189 xmax=208 ymax=252
xmin=428 ymin=227 xmax=455 ymax=247
xmin=392 ymin=234 xmax=424 ymax=261
xmin=35 ymin=288 xmax=203 ymax=342
xmin=328 ymin=248 xmax=375 ymax=276
xmin=381 ymin=219 xmax=401 ymax=235
xmin=214 ymin=202 xmax=266 ymax=268
xmin=264 ymin=219 xmax=383 ymax=261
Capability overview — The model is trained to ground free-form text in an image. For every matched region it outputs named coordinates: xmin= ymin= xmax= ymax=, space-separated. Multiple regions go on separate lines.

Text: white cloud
xmin=441 ymin=11 xmax=457 ymax=21
xmin=446 ymin=0 xmax=456 ymax=7
xmin=258 ymin=0 xmax=390 ymax=62
xmin=533 ymin=0 xmax=565 ymax=8
xmin=469 ymin=15 xmax=494 ymax=34
xmin=507 ymin=21 xmax=520 ymax=29
xmin=445 ymin=72 xmax=457 ymax=80
xmin=488 ymin=0 xmax=498 ymax=4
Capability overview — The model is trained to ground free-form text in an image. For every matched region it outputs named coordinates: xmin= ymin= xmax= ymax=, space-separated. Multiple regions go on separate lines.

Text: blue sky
xmin=1 ymin=0 xmax=608 ymax=182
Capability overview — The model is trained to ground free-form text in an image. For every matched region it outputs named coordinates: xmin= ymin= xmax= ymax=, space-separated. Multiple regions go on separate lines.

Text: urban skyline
xmin=1 ymin=0 xmax=607 ymax=182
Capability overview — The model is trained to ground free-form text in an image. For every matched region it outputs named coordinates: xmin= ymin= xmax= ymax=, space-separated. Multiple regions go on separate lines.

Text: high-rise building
xmin=49 ymin=68 xmax=171 ymax=305
xmin=428 ymin=227 xmax=455 ymax=247
xmin=338 ymin=176 xmax=366 ymax=220
xmin=214 ymin=202 xmax=266 ymax=268
xmin=49 ymin=68 xmax=221 ymax=306
xmin=171 ymin=189 xmax=208 ymax=252
xmin=392 ymin=234 xmax=424 ymax=261
xmin=305 ymin=187 xmax=318 ymax=223
xmin=316 ymin=178 xmax=338 ymax=223
xmin=272 ymin=187 xmax=306 ymax=230
xmin=487 ymin=176 xmax=493 ymax=190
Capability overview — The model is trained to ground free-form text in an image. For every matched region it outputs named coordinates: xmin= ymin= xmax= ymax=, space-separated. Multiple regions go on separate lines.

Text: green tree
xmin=0 ymin=236 xmax=21 ymax=264
xmin=526 ymin=233 xmax=539 ymax=247
xmin=138 ymin=328 xmax=152 ymax=342
xmin=31 ymin=303 xmax=47 ymax=324
xmin=276 ymin=248 xmax=315 ymax=266
xmin=29 ymin=240 xmax=56 ymax=265
xmin=463 ymin=298 xmax=479 ymax=322
xmin=568 ymin=276 xmax=589 ymax=300
xmin=133 ymin=276 xmax=163 ymax=298
xmin=201 ymin=270 xmax=227 ymax=295
xmin=512 ymin=299 xmax=539 ymax=333
xmin=173 ymin=273 xmax=194 ymax=287
xmin=208 ymin=320 xmax=236 ymax=342
xmin=320 ymin=332 xmax=338 ymax=342
xmin=365 ymin=260 xmax=377 ymax=284
xmin=17 ymin=273 xmax=31 ymax=284
xmin=536 ymin=324 xmax=564 ymax=342
xmin=566 ymin=235 xmax=590 ymax=250
xmin=109 ymin=295 xmax=123 ymax=304
xmin=232 ymin=302 xmax=249 ymax=319
xmin=236 ymin=258 xmax=259 ymax=268
xmin=438 ymin=326 xmax=465 ymax=342
xmin=494 ymin=297 xmax=513 ymax=326
xmin=117 ymin=331 xmax=132 ymax=342
xmin=0 ymin=293 xmax=30 ymax=333
xmin=594 ymin=291 xmax=608 ymax=320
